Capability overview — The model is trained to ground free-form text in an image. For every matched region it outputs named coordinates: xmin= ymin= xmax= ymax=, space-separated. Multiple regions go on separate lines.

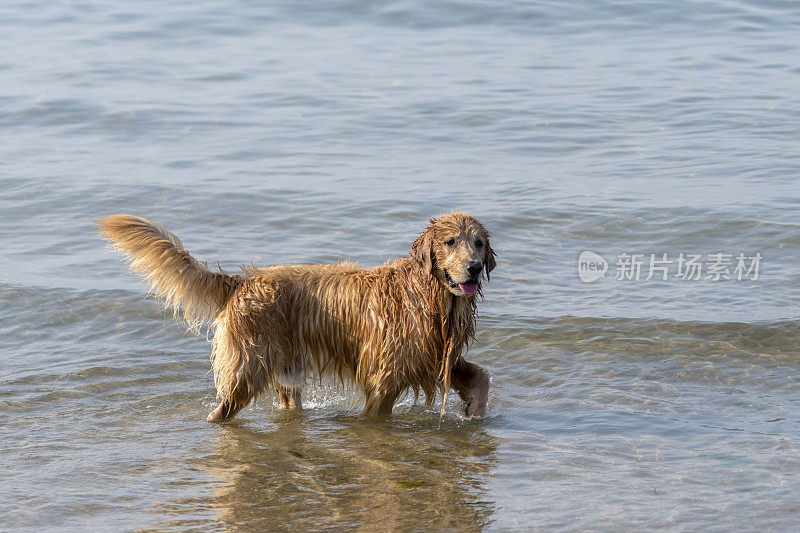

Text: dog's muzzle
xmin=445 ymin=264 xmax=482 ymax=296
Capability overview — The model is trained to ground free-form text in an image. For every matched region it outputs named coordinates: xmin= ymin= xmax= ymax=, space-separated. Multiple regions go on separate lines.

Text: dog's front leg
xmin=450 ymin=359 xmax=490 ymax=417
xmin=362 ymin=385 xmax=401 ymax=418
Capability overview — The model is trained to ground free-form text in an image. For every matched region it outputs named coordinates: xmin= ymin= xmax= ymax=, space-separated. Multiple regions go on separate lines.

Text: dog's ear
xmin=484 ymin=238 xmax=497 ymax=281
xmin=411 ymin=223 xmax=436 ymax=275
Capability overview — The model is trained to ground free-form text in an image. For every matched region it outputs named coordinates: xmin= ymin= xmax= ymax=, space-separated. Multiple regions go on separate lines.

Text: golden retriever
xmin=98 ymin=213 xmax=495 ymax=422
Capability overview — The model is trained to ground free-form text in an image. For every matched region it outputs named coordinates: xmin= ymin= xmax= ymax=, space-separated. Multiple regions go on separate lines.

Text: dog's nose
xmin=467 ymin=261 xmax=483 ymax=277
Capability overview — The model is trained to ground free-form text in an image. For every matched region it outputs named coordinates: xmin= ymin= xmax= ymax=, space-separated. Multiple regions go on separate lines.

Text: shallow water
xmin=2 ymin=0 xmax=800 ymax=530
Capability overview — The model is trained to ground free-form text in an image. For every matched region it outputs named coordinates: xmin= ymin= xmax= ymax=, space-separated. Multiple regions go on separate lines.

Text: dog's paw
xmin=464 ymin=398 xmax=487 ymax=418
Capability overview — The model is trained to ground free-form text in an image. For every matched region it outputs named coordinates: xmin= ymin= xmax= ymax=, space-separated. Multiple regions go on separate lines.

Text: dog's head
xmin=410 ymin=213 xmax=496 ymax=297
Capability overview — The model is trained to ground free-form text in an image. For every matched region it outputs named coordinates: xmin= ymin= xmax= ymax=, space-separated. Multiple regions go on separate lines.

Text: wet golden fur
xmin=98 ymin=213 xmax=495 ymax=421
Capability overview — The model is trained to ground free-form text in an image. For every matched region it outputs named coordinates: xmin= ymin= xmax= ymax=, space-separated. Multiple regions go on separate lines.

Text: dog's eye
xmin=475 ymin=239 xmax=484 ymax=248
xmin=445 ymin=238 xmax=455 ymax=247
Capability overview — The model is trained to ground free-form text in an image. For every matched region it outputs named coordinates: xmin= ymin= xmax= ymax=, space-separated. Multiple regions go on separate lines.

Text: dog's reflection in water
xmin=202 ymin=409 xmax=498 ymax=530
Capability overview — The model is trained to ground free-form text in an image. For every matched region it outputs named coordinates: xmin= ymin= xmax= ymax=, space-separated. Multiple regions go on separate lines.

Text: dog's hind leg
xmin=276 ymin=362 xmax=303 ymax=409
xmin=207 ymin=381 xmax=254 ymax=422
xmin=207 ymin=338 xmax=269 ymax=422
xmin=277 ymin=386 xmax=302 ymax=409
xmin=450 ymin=359 xmax=490 ymax=417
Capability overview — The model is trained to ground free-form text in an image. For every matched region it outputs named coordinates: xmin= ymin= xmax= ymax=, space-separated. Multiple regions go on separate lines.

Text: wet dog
xmin=98 ymin=213 xmax=495 ymax=421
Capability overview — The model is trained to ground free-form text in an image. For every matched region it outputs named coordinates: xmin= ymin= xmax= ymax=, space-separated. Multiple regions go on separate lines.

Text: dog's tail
xmin=97 ymin=215 xmax=241 ymax=330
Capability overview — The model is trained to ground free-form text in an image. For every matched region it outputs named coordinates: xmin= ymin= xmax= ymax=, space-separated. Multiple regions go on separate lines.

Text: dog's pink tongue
xmin=459 ymin=282 xmax=478 ymax=295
